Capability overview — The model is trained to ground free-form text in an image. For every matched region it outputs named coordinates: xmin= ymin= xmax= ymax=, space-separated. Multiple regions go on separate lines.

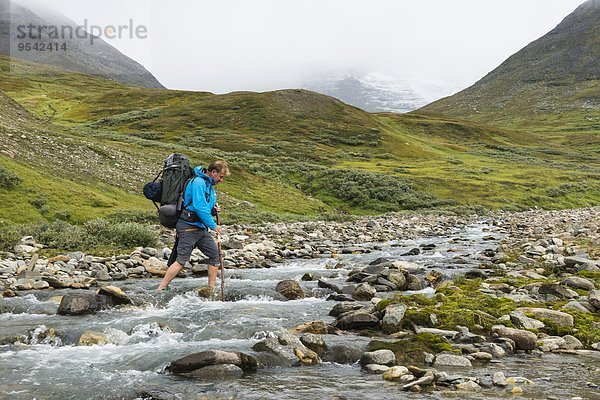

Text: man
xmin=157 ymin=160 xmax=229 ymax=292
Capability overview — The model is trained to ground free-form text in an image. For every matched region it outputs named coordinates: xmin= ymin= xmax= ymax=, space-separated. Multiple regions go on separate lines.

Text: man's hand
xmin=213 ymin=225 xmax=223 ymax=236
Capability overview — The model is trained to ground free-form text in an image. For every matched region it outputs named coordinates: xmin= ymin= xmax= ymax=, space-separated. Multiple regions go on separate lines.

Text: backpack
xmin=143 ymin=153 xmax=194 ymax=228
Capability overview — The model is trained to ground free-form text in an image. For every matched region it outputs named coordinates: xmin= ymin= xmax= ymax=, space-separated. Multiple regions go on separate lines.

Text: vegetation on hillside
xmin=0 ymin=54 xmax=598 ymax=251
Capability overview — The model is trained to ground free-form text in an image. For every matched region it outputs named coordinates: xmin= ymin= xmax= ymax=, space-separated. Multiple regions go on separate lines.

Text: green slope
xmin=0 ymin=53 xmax=598 ymax=230
xmin=419 ymin=0 xmax=600 ymax=138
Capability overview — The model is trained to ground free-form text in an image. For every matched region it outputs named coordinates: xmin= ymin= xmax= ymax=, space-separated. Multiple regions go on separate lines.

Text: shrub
xmin=0 ymin=166 xmax=22 ymax=189
xmin=0 ymin=221 xmax=20 ymax=251
xmin=29 ymin=197 xmax=48 ymax=209
xmin=103 ymin=222 xmax=157 ymax=248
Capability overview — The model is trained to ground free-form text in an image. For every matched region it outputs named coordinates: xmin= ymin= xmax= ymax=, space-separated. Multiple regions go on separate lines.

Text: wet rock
xmin=138 ymin=389 xmax=182 ymax=400
xmin=456 ymin=381 xmax=481 ymax=391
xmin=382 ymin=365 xmax=411 ymax=381
xmin=493 ymin=326 xmax=537 ymax=351
xmin=364 ymin=364 xmax=390 ymax=374
xmin=301 ymin=272 xmax=319 ymax=281
xmin=333 ymin=309 xmax=379 ymax=331
xmin=381 ymin=304 xmax=407 ymax=334
xmin=329 ymin=302 xmax=364 ymax=318
xmin=492 ymin=371 xmax=507 ymax=386
xmin=79 ymin=331 xmax=108 ymax=346
xmin=402 ymin=371 xmax=434 ymax=390
xmin=517 ymin=307 xmax=574 ymax=327
xmin=57 ymin=292 xmax=100 ymax=315
xmin=360 ymin=349 xmax=395 ymax=367
xmin=469 ymin=352 xmax=493 ymax=362
xmin=299 ymin=333 xmax=327 ymax=356
xmin=321 ymin=344 xmax=364 ymax=364
xmin=406 ymin=274 xmax=425 ymax=291
xmin=275 ymin=279 xmax=304 ymax=300
xmin=386 ymin=271 xmax=407 ymax=290
xmin=317 ymin=278 xmax=342 ymax=293
xmin=352 ymin=282 xmax=376 ymax=300
xmin=97 ymin=285 xmax=133 ymax=306
xmin=168 ymin=350 xmax=257 ymax=373
xmin=293 ymin=347 xmax=321 ymax=365
xmin=290 ymin=320 xmax=330 ymax=335
xmin=464 ymin=270 xmax=488 ymax=279
xmin=187 ymin=364 xmax=244 ymax=379
xmin=433 ymin=353 xmax=472 ymax=368
xmin=42 ymin=276 xmax=70 ymax=289
xmin=401 ymin=248 xmax=420 ymax=256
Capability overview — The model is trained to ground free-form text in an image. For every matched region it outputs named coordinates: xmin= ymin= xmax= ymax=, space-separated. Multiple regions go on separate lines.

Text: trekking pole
xmin=216 ymin=210 xmax=225 ymax=302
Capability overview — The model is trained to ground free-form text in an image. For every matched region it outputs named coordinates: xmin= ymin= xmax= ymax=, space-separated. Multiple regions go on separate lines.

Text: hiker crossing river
xmin=0 ymin=209 xmax=599 ymax=399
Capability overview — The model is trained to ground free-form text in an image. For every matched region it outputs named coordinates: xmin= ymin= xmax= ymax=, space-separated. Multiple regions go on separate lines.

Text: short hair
xmin=207 ymin=160 xmax=230 ymax=176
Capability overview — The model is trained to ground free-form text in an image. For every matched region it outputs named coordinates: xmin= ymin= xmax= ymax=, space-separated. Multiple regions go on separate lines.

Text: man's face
xmin=208 ymin=169 xmax=225 ymax=185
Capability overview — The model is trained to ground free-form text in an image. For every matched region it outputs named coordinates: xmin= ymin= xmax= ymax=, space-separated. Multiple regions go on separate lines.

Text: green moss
xmin=368 ymin=333 xmax=457 ymax=365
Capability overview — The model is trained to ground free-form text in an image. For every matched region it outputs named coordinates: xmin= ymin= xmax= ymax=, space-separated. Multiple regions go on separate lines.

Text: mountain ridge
xmin=0 ymin=0 xmax=164 ymax=89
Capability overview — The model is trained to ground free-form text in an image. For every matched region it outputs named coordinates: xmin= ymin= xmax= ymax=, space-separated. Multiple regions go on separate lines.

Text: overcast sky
xmin=20 ymin=0 xmax=586 ymax=93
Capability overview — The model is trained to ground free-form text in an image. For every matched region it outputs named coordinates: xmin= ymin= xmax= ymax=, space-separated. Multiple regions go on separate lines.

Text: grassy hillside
xmin=0 ymin=54 xmax=598 ymax=238
xmin=419 ymin=0 xmax=600 ymax=138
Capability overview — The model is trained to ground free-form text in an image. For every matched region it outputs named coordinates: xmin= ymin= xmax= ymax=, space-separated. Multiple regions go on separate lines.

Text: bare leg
xmin=157 ymin=261 xmax=184 ymax=290
xmin=208 ymin=265 xmax=218 ymax=287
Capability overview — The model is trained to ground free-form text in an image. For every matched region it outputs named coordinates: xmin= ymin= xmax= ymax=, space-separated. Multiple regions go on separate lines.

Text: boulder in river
xmin=275 ymin=279 xmax=304 ymax=300
xmin=493 ymin=326 xmax=537 ymax=351
xmin=57 ymin=292 xmax=100 ymax=315
xmin=168 ymin=350 xmax=258 ymax=373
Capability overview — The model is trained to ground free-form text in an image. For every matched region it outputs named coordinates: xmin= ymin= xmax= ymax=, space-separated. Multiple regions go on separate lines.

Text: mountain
xmin=0 ymin=0 xmax=164 ymax=89
xmin=303 ymin=72 xmax=459 ymax=113
xmin=419 ymin=0 xmax=600 ymax=132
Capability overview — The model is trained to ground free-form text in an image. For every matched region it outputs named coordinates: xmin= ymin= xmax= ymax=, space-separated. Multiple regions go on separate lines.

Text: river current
xmin=1 ymin=224 xmax=598 ymax=399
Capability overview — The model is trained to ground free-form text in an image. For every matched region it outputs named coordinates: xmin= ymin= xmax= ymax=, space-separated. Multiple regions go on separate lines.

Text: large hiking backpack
xmin=143 ymin=153 xmax=194 ymax=228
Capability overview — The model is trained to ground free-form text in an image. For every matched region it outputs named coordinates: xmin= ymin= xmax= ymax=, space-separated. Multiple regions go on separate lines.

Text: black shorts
xmin=175 ymin=220 xmax=219 ymax=266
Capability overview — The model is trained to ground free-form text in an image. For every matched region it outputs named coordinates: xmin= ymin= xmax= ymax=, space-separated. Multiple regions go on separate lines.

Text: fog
xmin=17 ymin=0 xmax=586 ymax=93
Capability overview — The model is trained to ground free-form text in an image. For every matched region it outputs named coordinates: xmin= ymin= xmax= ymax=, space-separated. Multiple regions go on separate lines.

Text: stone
xmin=137 ymin=389 xmax=182 ymax=400
xmin=589 ymin=289 xmax=600 ymax=311
xmin=494 ymin=326 xmax=537 ymax=350
xmin=97 ymin=285 xmax=133 ymax=306
xmin=381 ymin=304 xmax=407 ymax=334
xmin=57 ymin=292 xmax=100 ymax=315
xmin=334 ymin=310 xmax=379 ymax=331
xmin=433 ymin=353 xmax=472 ymax=368
xmin=402 ymin=371 xmax=434 ymax=390
xmin=364 ymin=364 xmax=390 ymax=374
xmin=456 ymin=381 xmax=481 ymax=391
xmin=290 ymin=321 xmax=330 ymax=335
xmin=415 ymin=327 xmax=458 ymax=339
xmin=406 ymin=274 xmax=425 ymax=291
xmin=321 ymin=345 xmax=364 ymax=364
xmin=33 ymin=280 xmax=50 ymax=290
xmin=359 ymin=349 xmax=395 ymax=367
xmin=42 ymin=276 xmax=70 ymax=289
xmin=168 ymin=350 xmax=257 ymax=373
xmin=352 ymin=282 xmax=376 ymax=300
xmin=382 ymin=366 xmax=411 ymax=381
xmin=469 ymin=352 xmax=493 ymax=362
xmin=511 ymin=386 xmax=523 ymax=395
xmin=329 ymin=302 xmax=364 ymax=317
xmin=275 ymin=280 xmax=304 ymax=300
xmin=562 ymin=300 xmax=591 ymax=314
xmin=517 ymin=307 xmax=574 ymax=327
xmin=187 ymin=364 xmax=244 ymax=379
xmin=386 ymin=271 xmax=406 ymax=290
xmin=562 ymin=276 xmax=595 ymax=291
xmin=299 ymin=334 xmax=327 ymax=356
xmin=564 ymin=256 xmax=600 ymax=271
xmin=317 ymin=278 xmax=342 ymax=293
xmin=492 ymin=371 xmax=507 ymax=386
xmin=561 ymin=335 xmax=583 ymax=350
xmin=293 ymin=347 xmax=321 ymax=365
xmin=79 ymin=331 xmax=108 ymax=346
xmin=509 ymin=311 xmax=545 ymax=330
xmin=538 ymin=283 xmax=578 ymax=299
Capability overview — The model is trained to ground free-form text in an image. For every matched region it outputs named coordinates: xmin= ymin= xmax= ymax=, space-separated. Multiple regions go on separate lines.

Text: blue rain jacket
xmin=180 ymin=166 xmax=217 ymax=230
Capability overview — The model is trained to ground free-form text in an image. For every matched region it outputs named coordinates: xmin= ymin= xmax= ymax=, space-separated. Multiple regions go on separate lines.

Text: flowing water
xmin=1 ymin=224 xmax=599 ymax=399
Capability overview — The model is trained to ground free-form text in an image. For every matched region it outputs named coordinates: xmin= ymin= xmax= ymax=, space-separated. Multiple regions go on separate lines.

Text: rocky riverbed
xmin=0 ymin=207 xmax=599 ymax=399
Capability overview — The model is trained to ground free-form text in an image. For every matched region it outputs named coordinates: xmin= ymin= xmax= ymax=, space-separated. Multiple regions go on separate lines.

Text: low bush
xmin=0 ymin=166 xmax=22 ymax=189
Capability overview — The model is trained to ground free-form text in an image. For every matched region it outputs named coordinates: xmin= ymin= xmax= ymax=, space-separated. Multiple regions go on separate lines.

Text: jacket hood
xmin=194 ymin=166 xmax=214 ymax=184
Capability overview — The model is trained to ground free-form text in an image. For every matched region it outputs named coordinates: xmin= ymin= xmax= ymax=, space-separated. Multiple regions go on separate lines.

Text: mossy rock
xmin=368 ymin=333 xmax=457 ymax=365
